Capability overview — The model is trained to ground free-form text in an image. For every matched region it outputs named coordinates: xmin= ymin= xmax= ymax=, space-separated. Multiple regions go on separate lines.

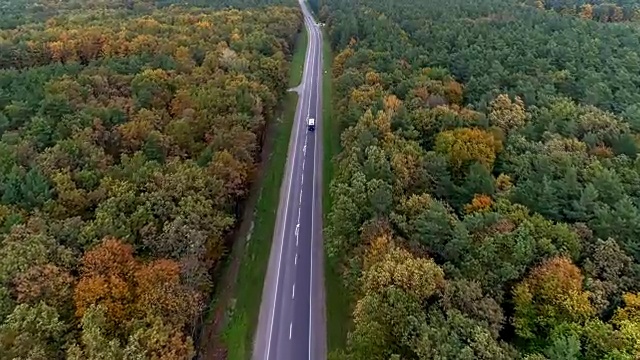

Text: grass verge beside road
xmin=221 ymin=27 xmax=307 ymax=360
xmin=288 ymin=30 xmax=307 ymax=88
xmin=321 ymin=32 xmax=351 ymax=353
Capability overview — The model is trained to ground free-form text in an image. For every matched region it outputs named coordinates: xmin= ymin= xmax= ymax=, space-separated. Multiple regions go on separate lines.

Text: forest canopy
xmin=0 ymin=0 xmax=302 ymax=357
xmin=321 ymin=0 xmax=640 ymax=358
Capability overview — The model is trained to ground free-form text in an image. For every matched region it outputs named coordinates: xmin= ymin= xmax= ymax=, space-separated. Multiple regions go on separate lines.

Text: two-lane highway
xmin=253 ymin=0 xmax=326 ymax=359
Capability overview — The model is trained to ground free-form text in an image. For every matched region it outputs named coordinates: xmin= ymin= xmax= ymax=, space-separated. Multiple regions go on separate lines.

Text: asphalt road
xmin=252 ymin=1 xmax=326 ymax=360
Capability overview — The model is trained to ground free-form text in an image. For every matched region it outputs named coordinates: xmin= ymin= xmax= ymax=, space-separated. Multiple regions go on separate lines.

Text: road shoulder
xmin=196 ymin=26 xmax=308 ymax=360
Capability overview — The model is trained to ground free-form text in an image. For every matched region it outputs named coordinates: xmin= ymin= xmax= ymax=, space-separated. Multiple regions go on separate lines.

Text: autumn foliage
xmin=464 ymin=194 xmax=493 ymax=214
xmin=74 ymin=238 xmax=203 ymax=337
xmin=513 ymin=257 xmax=595 ymax=338
xmin=323 ymin=0 xmax=640 ymax=357
xmin=434 ymin=127 xmax=503 ymax=171
xmin=0 ymin=1 xmax=302 ymax=358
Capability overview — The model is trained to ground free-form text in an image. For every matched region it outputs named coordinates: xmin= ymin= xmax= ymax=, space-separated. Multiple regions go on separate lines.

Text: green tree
xmin=0 ymin=302 xmax=67 ymax=359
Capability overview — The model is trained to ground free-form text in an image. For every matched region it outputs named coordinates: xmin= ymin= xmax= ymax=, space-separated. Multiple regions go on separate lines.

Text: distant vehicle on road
xmin=308 ymin=117 xmax=315 ymax=131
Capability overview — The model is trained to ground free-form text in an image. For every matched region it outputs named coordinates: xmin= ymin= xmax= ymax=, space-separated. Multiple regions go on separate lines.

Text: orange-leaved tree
xmin=513 ymin=256 xmax=595 ymax=340
xmin=74 ymin=237 xmax=137 ymax=331
xmin=74 ymin=237 xmax=204 ymax=335
xmin=434 ymin=127 xmax=502 ymax=171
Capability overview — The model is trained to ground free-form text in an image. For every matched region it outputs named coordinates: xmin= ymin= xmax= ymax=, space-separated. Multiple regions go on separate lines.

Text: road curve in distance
xmin=252 ymin=1 xmax=326 ymax=360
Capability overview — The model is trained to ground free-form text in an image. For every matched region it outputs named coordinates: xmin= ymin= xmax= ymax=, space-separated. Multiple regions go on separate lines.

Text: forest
xmin=321 ymin=0 xmax=640 ymax=358
xmin=524 ymin=0 xmax=640 ymax=23
xmin=0 ymin=0 xmax=301 ymax=358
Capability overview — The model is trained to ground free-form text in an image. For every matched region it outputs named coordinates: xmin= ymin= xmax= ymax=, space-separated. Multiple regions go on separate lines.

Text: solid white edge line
xmin=300 ymin=7 xmax=318 ymax=360
xmin=309 ymin=15 xmax=322 ymax=360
